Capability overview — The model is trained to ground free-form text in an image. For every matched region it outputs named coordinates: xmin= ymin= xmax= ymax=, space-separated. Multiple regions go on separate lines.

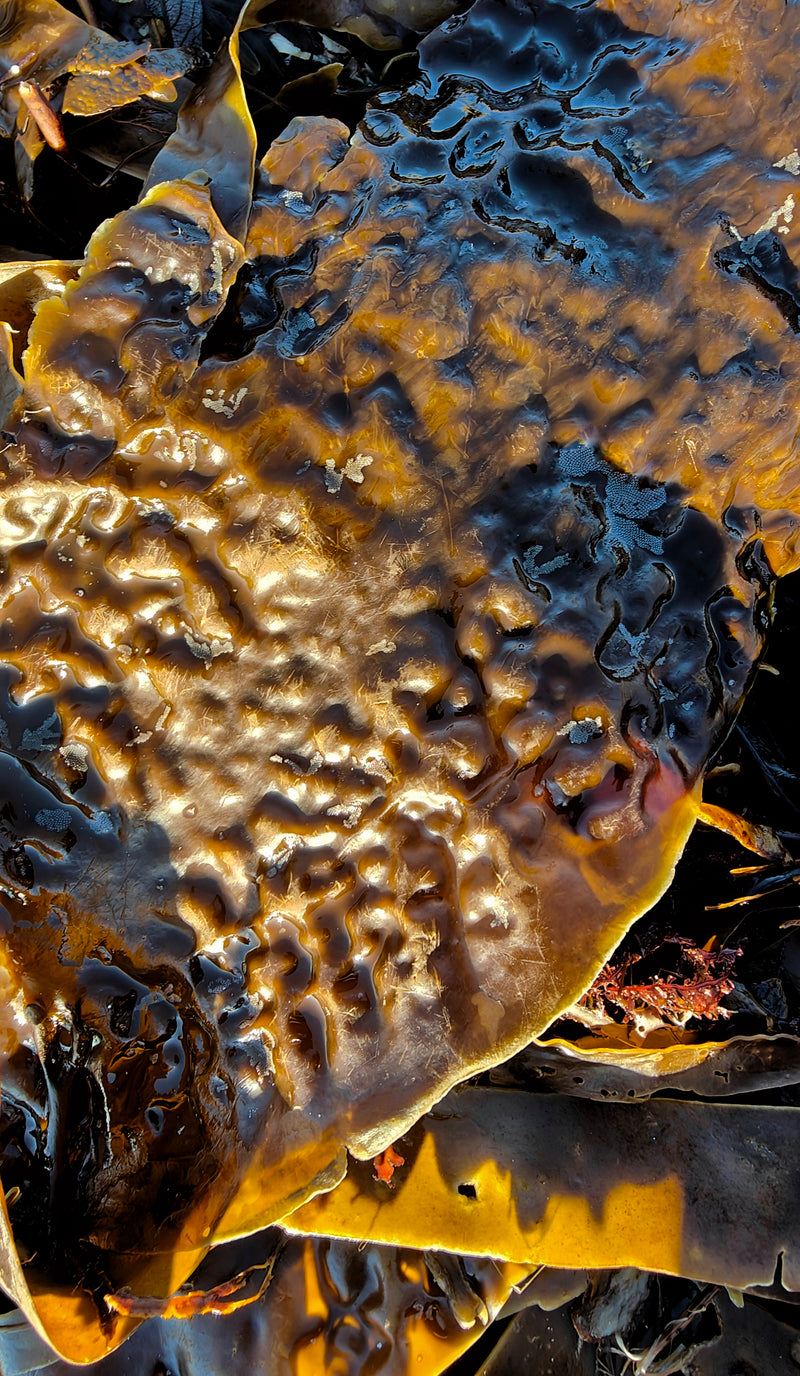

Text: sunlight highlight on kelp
xmin=0 ymin=0 xmax=799 ymax=1367
xmin=283 ymin=1088 xmax=800 ymax=1289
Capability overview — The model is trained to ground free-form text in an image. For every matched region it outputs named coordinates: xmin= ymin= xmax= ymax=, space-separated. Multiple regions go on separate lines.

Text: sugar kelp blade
xmin=0 ymin=0 xmax=190 ymax=137
xmin=492 ymin=1033 xmax=800 ymax=1101
xmin=143 ymin=0 xmax=259 ymax=240
xmin=0 ymin=260 xmax=80 ymax=370
xmin=478 ymin=1297 xmax=599 ymax=1376
xmin=0 ymin=49 xmax=352 ymax=1356
xmin=0 ymin=322 xmax=21 ymax=426
xmin=21 ymin=174 xmax=243 ymax=438
xmin=0 ymin=0 xmax=798 ymax=1346
xmin=0 ymin=1230 xmax=530 ymax=1376
xmin=0 ymin=161 xmax=352 ymax=1218
xmin=285 ymin=1087 xmax=800 ymax=1291
xmin=206 ymin=0 xmax=797 ymax=1225
xmin=0 ymin=1170 xmax=147 ymax=1365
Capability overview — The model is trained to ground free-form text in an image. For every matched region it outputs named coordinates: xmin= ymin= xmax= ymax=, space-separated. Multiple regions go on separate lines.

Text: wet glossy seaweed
xmin=0 ymin=0 xmax=799 ymax=1368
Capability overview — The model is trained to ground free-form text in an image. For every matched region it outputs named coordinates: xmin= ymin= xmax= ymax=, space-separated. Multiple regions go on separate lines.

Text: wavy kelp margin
xmin=0 ymin=0 xmax=799 ymax=1364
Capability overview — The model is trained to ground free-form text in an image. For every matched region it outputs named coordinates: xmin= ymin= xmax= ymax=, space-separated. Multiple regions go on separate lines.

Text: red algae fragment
xmin=373 ymin=1144 xmax=406 ymax=1185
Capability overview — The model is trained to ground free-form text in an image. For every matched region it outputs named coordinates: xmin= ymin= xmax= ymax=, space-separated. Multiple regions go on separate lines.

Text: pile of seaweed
xmin=2 ymin=0 xmax=800 ymax=1371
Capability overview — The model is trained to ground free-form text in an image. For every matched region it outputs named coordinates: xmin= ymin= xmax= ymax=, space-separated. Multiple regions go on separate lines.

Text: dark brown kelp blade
xmin=285 ymin=1087 xmax=800 ymax=1291
xmin=480 ymin=1286 xmax=800 ymax=1376
xmin=201 ymin=0 xmax=463 ymax=49
xmin=0 ymin=0 xmax=800 ymax=1362
xmin=143 ymin=0 xmax=256 ymax=239
xmin=0 ymin=1230 xmax=530 ymax=1376
xmin=267 ymin=0 xmax=464 ymax=48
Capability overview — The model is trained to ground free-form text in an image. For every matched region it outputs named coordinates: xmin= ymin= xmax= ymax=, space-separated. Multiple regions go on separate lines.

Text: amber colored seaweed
xmin=283 ymin=1087 xmax=800 ymax=1288
xmin=0 ymin=1228 xmax=530 ymax=1376
xmin=0 ymin=0 xmax=191 ymax=200
xmin=1 ymin=0 xmax=800 ymax=1370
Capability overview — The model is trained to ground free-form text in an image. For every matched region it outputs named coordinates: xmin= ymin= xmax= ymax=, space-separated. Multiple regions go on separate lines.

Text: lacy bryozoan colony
xmin=0 ymin=0 xmax=799 ymax=1368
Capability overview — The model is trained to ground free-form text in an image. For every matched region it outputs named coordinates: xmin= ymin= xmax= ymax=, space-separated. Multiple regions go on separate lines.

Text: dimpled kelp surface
xmin=0 ymin=0 xmax=797 ymax=1315
xmin=0 ymin=0 xmax=190 ymax=128
xmin=8 ymin=1231 xmax=527 ymax=1376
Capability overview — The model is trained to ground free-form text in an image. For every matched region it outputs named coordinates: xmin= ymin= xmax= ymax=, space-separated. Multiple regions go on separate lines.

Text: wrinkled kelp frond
xmin=0 ymin=0 xmax=800 ymax=1369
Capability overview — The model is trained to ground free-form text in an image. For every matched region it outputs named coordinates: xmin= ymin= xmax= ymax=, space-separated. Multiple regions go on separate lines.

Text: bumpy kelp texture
xmin=1 ymin=0 xmax=800 ymax=1356
xmin=2 ymin=1231 xmax=528 ymax=1376
xmin=0 ymin=0 xmax=190 ymax=176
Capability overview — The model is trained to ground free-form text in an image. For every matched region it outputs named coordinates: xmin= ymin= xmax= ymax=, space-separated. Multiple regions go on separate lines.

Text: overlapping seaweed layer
xmin=0 ymin=0 xmax=800 ymax=1369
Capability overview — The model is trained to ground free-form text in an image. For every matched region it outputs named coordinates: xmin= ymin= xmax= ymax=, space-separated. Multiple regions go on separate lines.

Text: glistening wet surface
xmin=0 ymin=0 xmax=799 ymax=1363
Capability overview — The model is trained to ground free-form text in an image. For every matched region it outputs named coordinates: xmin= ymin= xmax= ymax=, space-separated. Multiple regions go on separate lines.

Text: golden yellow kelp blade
xmin=0 ymin=322 xmax=21 ymax=427
xmin=697 ymin=800 xmax=789 ymax=862
xmin=0 ymin=259 xmax=80 ymax=374
xmin=0 ymin=1167 xmax=212 ymax=1363
xmin=0 ymin=1176 xmax=141 ymax=1365
xmin=0 ymin=0 xmax=190 ymax=177
xmin=21 ymin=175 xmax=243 ymax=439
xmin=0 ymin=1230 xmax=530 ymax=1376
xmin=492 ymin=1032 xmax=800 ymax=1101
xmin=143 ymin=0 xmax=258 ymax=240
xmin=284 ymin=1087 xmax=800 ymax=1290
xmin=0 ymin=0 xmax=799 ymax=1357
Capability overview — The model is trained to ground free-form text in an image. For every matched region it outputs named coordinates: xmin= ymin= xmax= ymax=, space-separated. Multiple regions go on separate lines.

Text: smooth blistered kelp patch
xmin=7 ymin=1230 xmax=529 ymax=1376
xmin=0 ymin=0 xmax=800 ymax=1364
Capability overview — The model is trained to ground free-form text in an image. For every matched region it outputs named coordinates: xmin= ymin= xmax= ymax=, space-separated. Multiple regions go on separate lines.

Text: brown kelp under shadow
xmin=0 ymin=0 xmax=799 ymax=1364
xmin=0 ymin=1230 xmax=530 ymax=1376
xmin=284 ymin=1088 xmax=800 ymax=1290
